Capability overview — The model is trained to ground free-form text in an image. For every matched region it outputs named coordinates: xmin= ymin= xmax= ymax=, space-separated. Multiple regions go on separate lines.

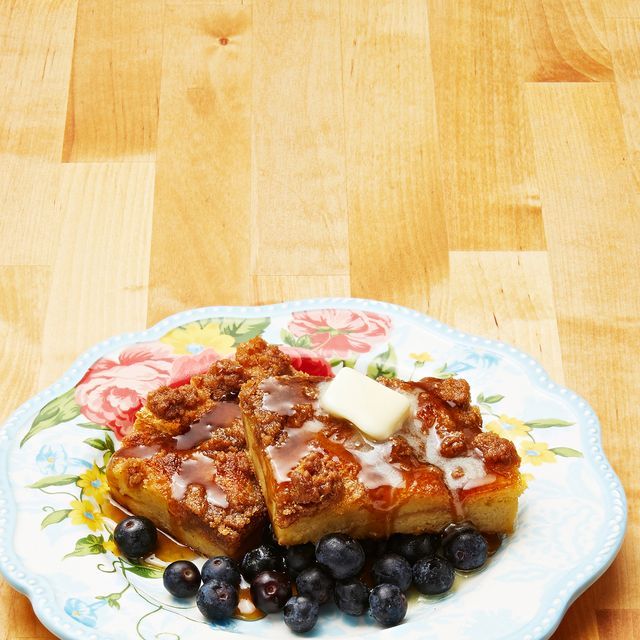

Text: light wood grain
xmin=0 ymin=157 xmax=61 ymax=265
xmin=608 ymin=18 xmax=640 ymax=164
xmin=253 ymin=275 xmax=351 ymax=305
xmin=604 ymin=0 xmax=640 ymax=19
xmin=596 ymin=609 xmax=640 ymax=638
xmin=0 ymin=0 xmax=77 ymax=159
xmin=252 ymin=1 xmax=349 ymax=277
xmin=522 ymin=0 xmax=613 ymax=82
xmin=0 ymin=1 xmax=638 ymax=638
xmin=428 ymin=0 xmax=545 ymax=252
xmin=62 ymin=0 xmax=163 ymax=161
xmin=446 ymin=251 xmax=565 ymax=383
xmin=342 ymin=0 xmax=449 ymax=315
xmin=38 ymin=162 xmax=155 ymax=387
xmin=148 ymin=2 xmax=253 ymax=324
xmin=0 ymin=267 xmax=50 ymax=423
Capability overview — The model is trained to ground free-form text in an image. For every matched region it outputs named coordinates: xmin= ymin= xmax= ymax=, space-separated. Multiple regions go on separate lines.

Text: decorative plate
xmin=0 ymin=299 xmax=626 ymax=640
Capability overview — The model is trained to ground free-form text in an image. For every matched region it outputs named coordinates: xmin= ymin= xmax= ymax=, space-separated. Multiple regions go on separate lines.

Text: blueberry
xmin=359 ymin=538 xmax=387 ymax=558
xmin=440 ymin=521 xmax=477 ymax=548
xmin=315 ymin=533 xmax=365 ymax=580
xmin=443 ymin=531 xmax=488 ymax=571
xmin=113 ymin=516 xmax=157 ymax=558
xmin=202 ymin=556 xmax=241 ymax=588
xmin=387 ymin=533 xmax=439 ymax=564
xmin=412 ymin=556 xmax=455 ymax=595
xmin=286 ymin=543 xmax=316 ymax=577
xmin=369 ymin=583 xmax=407 ymax=627
xmin=250 ymin=570 xmax=292 ymax=613
xmin=372 ymin=554 xmax=412 ymax=592
xmin=295 ymin=566 xmax=334 ymax=605
xmin=283 ymin=596 xmax=320 ymax=633
xmin=196 ymin=580 xmax=239 ymax=620
xmin=334 ymin=579 xmax=369 ymax=616
xmin=163 ymin=560 xmax=201 ymax=598
xmin=262 ymin=522 xmax=286 ymax=555
xmin=241 ymin=545 xmax=286 ymax=581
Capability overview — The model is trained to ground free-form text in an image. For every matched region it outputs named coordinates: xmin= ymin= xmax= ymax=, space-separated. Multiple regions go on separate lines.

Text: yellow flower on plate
xmin=486 ymin=415 xmax=531 ymax=441
xmin=77 ymin=464 xmax=109 ymax=502
xmin=160 ymin=321 xmax=235 ymax=356
xmin=104 ymin=537 xmax=120 ymax=556
xmin=409 ymin=352 xmax=433 ymax=364
xmin=518 ymin=441 xmax=557 ymax=466
xmin=69 ymin=499 xmax=104 ymax=532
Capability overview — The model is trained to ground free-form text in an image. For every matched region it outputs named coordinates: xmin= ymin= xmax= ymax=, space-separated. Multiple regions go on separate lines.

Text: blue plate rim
xmin=0 ymin=297 xmax=627 ymax=640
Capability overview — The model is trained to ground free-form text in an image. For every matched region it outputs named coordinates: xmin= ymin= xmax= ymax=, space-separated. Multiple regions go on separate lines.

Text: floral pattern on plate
xmin=0 ymin=299 xmax=626 ymax=640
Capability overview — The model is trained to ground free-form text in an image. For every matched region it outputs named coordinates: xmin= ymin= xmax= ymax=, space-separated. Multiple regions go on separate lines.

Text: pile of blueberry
xmin=114 ymin=517 xmax=491 ymax=633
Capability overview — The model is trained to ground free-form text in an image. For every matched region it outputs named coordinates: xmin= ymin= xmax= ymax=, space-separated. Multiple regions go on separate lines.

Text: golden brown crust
xmin=240 ymin=371 xmax=524 ymax=543
xmin=191 ymin=358 xmax=248 ymax=401
xmin=107 ymin=404 xmax=267 ymax=557
xmin=472 ymin=432 xmax=520 ymax=470
xmin=106 ymin=337 xmax=287 ymax=557
xmin=146 ymin=384 xmax=209 ymax=426
xmin=235 ymin=337 xmax=295 ymax=379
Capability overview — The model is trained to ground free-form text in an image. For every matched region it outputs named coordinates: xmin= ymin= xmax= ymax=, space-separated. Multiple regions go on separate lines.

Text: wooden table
xmin=1 ymin=1 xmax=638 ymax=638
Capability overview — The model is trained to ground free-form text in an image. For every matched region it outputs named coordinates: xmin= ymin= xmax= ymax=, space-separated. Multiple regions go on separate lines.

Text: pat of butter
xmin=318 ymin=367 xmax=411 ymax=441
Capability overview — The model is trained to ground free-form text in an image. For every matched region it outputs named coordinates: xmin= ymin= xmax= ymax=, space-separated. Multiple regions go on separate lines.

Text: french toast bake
xmin=106 ymin=338 xmax=295 ymax=558
xmin=239 ymin=370 xmax=525 ymax=546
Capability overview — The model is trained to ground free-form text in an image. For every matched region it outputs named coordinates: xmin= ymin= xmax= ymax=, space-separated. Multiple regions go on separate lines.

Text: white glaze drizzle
xmin=171 ymin=452 xmax=229 ymax=508
xmin=266 ymin=419 xmax=324 ymax=483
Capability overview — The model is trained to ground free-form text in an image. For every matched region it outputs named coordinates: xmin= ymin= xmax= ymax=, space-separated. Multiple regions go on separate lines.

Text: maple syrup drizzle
xmin=173 ymin=402 xmax=241 ymax=450
xmin=171 ymin=452 xmax=229 ymax=508
xmin=115 ymin=444 xmax=160 ymax=459
xmin=234 ymin=581 xmax=265 ymax=621
xmin=266 ymin=419 xmax=324 ymax=483
xmin=262 ymin=377 xmax=502 ymax=522
xmin=485 ymin=532 xmax=503 ymax=556
xmin=260 ymin=378 xmax=317 ymax=415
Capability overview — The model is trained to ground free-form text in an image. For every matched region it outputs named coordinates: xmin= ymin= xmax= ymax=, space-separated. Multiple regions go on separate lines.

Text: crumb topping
xmin=472 ymin=432 xmax=520 ymax=470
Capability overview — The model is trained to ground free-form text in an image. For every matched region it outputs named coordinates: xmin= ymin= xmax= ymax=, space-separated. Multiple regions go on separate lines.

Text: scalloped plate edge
xmin=0 ymin=297 xmax=628 ymax=640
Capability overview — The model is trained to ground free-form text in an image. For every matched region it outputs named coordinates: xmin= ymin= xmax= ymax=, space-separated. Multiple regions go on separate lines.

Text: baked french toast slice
xmin=106 ymin=338 xmax=294 ymax=558
xmin=239 ymin=371 xmax=525 ymax=546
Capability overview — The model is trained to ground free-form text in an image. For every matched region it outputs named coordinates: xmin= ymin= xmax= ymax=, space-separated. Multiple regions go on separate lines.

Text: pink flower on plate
xmin=279 ymin=345 xmax=334 ymax=377
xmin=168 ymin=349 xmax=224 ymax=387
xmin=75 ymin=343 xmax=176 ymax=439
xmin=287 ymin=309 xmax=392 ymax=358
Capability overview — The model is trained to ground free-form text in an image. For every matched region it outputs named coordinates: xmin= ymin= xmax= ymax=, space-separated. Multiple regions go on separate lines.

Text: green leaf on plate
xmin=102 ymin=450 xmax=113 ymax=467
xmin=550 ymin=447 xmax=583 ymax=458
xmin=123 ymin=564 xmax=163 ymax=579
xmin=366 ymin=344 xmax=397 ymax=380
xmin=482 ymin=394 xmax=504 ymax=404
xmin=525 ymin=418 xmax=574 ymax=428
xmin=77 ymin=422 xmax=110 ymax=431
xmin=20 ymin=388 xmax=81 ymax=447
xmin=96 ymin=593 xmax=122 ymax=609
xmin=280 ymin=328 xmax=312 ymax=348
xmin=220 ymin=317 xmax=270 ymax=345
xmin=64 ymin=534 xmax=105 ymax=559
xmin=84 ymin=437 xmax=108 ymax=451
xmin=104 ymin=434 xmax=115 ymax=453
xmin=41 ymin=509 xmax=71 ymax=529
xmin=431 ymin=363 xmax=457 ymax=379
xmin=28 ymin=474 xmax=80 ymax=489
